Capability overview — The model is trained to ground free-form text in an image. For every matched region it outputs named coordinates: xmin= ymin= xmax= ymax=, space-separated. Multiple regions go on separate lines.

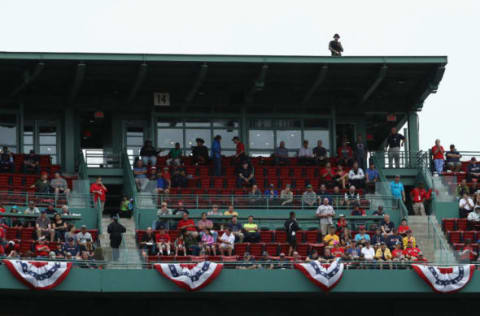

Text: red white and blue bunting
xmin=3 ymin=259 xmax=72 ymax=290
xmin=155 ymin=261 xmax=223 ymax=291
xmin=412 ymin=264 xmax=475 ymax=293
xmin=294 ymin=259 xmax=344 ymax=291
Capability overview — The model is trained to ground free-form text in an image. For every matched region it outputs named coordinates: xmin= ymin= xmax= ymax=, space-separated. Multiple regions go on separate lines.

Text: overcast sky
xmin=1 ymin=0 xmax=478 ymax=151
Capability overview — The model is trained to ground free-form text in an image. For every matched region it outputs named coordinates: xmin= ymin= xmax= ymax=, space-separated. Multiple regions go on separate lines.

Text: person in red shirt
xmin=431 ymin=139 xmax=445 ymax=174
xmin=321 ymin=162 xmax=336 ymax=189
xmin=392 ymin=243 xmax=405 ymax=262
xmin=336 ymin=214 xmax=348 ymax=234
xmin=410 ymin=182 xmax=432 ymax=216
xmin=397 ymin=218 xmax=410 ymax=236
xmin=232 ymin=136 xmax=246 ymax=166
xmin=413 ymin=252 xmax=428 ymax=263
xmin=460 ymin=239 xmax=478 ymax=262
xmin=403 ymin=241 xmax=421 ymax=260
xmin=331 ymin=241 xmax=345 ymax=258
xmin=35 ymin=238 xmax=50 ymax=257
xmin=177 ymin=213 xmax=198 ymax=237
xmin=90 ymin=177 xmax=108 ymax=213
xmin=155 ymin=228 xmax=171 ymax=256
xmin=337 ymin=141 xmax=353 ymax=167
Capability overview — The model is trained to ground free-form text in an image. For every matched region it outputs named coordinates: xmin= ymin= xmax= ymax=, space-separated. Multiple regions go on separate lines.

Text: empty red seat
xmin=296 ymin=243 xmax=310 ymax=256
xmin=249 ymin=243 xmax=264 ymax=257
xmin=463 ymin=231 xmax=477 ymax=242
xmin=265 ymin=243 xmax=279 ymax=256
xmin=457 ymin=219 xmax=468 ymax=231
xmin=274 ymin=231 xmax=287 ymax=243
xmin=234 ymin=243 xmax=248 ymax=256
xmin=448 ymin=231 xmax=462 ymax=244
xmin=305 ymin=231 xmax=319 ymax=243
xmin=260 ymin=231 xmax=273 ymax=243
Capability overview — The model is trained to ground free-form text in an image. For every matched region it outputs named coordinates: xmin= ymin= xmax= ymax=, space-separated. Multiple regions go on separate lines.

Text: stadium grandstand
xmin=0 ymin=51 xmax=479 ymax=313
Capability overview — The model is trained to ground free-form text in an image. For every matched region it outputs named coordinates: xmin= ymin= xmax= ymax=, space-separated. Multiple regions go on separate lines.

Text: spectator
xmin=31 ymin=172 xmax=50 ymax=195
xmin=200 ymin=229 xmax=216 ymax=256
xmin=348 ymin=162 xmax=365 ymax=189
xmin=90 ymin=177 xmax=108 ymax=213
xmin=226 ymin=215 xmax=243 ymax=242
xmin=107 ymin=215 xmax=126 ymax=261
xmin=155 ymin=171 xmax=171 ymax=194
xmin=166 ymin=142 xmax=182 ymax=167
xmin=219 ymin=228 xmax=235 ymax=256
xmin=333 ymin=165 xmax=348 ymax=189
xmin=119 ymin=196 xmax=133 ymax=218
xmin=331 ymin=241 xmax=345 ymax=258
xmin=340 ymin=226 xmax=352 ymax=244
xmin=232 ymin=136 xmax=247 ymax=166
xmin=224 ymin=205 xmax=239 ymax=217
xmin=298 ymin=140 xmax=315 ymax=165
xmin=155 ymin=202 xmax=172 ymax=230
xmin=385 ymin=127 xmax=406 ymax=168
xmin=197 ymin=212 xmax=217 ymax=241
xmin=403 ymin=240 xmax=420 ymax=260
xmin=140 ymin=227 xmax=157 ymax=259
xmin=50 ymin=172 xmax=71 ymax=202
xmin=345 ymin=241 xmax=361 ymax=261
xmin=64 ymin=225 xmax=78 ymax=245
xmin=467 ymin=158 xmax=480 ymax=183
xmin=372 ymin=205 xmax=385 ymax=216
xmin=302 ymin=184 xmax=317 ymax=207
xmin=321 ymin=162 xmax=336 ymax=189
xmin=172 ymin=201 xmax=189 ymax=215
xmin=459 ymin=193 xmax=474 ymax=218
xmin=23 ymin=150 xmax=40 ymax=173
xmin=243 ymin=215 xmax=260 ymax=242
xmin=35 ymin=238 xmax=51 ymax=258
xmin=467 ymin=207 xmax=480 ymax=229
xmin=328 ymin=33 xmax=343 ymax=56
xmin=331 ymin=186 xmax=344 ymax=207
xmin=44 ymin=204 xmax=56 ymax=215
xmin=354 ymin=227 xmax=371 ymax=244
xmin=273 ymin=141 xmax=289 ymax=165
xmin=457 ymin=179 xmax=470 ymax=197
xmin=431 ymin=139 xmax=445 ymax=174
xmin=313 ymin=140 xmax=328 ymax=166
xmin=207 ymin=204 xmax=221 ymax=216
xmin=318 ymin=184 xmax=332 ymax=205
xmin=63 ymin=237 xmax=80 ymax=258
xmin=183 ymin=229 xmax=200 ymax=255
xmin=344 ymin=185 xmax=360 ymax=207
xmin=316 ymin=198 xmax=335 ymax=236
xmin=445 ymin=144 xmax=462 ymax=172
xmin=36 ymin=211 xmax=54 ymax=242
xmin=140 ymin=140 xmax=158 ymax=167
xmin=354 ymin=135 xmax=368 ymax=170
xmin=381 ymin=214 xmax=395 ymax=236
xmin=171 ymin=166 xmax=188 ymax=188
xmin=390 ymin=175 xmax=406 ymax=202
xmin=211 ymin=135 xmax=222 ymax=176
xmin=192 ymin=138 xmax=209 ymax=165
xmin=284 ymin=212 xmax=300 ymax=256
xmin=174 ymin=232 xmax=187 ymax=256
xmin=365 ymin=163 xmax=379 ymax=193
xmin=306 ymin=249 xmax=320 ymax=262
xmin=336 ymin=214 xmax=348 ymax=234
xmin=402 ymin=230 xmax=416 ymax=249
xmin=9 ymin=205 xmax=23 ymax=228
xmin=24 ymin=200 xmax=40 ymax=214
xmin=371 ymin=228 xmax=385 ymax=245
xmin=76 ymin=225 xmax=92 ymax=246
xmin=237 ymin=162 xmax=255 ymax=188
xmin=460 ymin=239 xmax=478 ymax=262
xmin=410 ymin=182 xmax=432 ymax=216
xmin=375 ymin=242 xmax=392 ymax=264
xmin=264 ymin=184 xmax=279 ymax=202
xmin=52 ymin=213 xmax=67 ymax=241
xmin=398 ymin=219 xmax=411 ymax=235
xmin=177 ymin=213 xmax=197 ymax=238
xmin=323 ymin=225 xmax=340 ymax=246
xmin=361 ymin=241 xmax=375 ymax=261
xmin=248 ymin=184 xmax=262 ymax=205
xmin=155 ymin=227 xmax=171 ymax=256
xmin=337 ymin=140 xmax=353 ymax=167
xmin=320 ymin=248 xmax=335 ymax=264
xmin=392 ymin=243 xmax=406 ymax=261
xmin=0 ymin=146 xmax=14 ymax=173
xmin=133 ymin=160 xmax=148 ymax=191
xmin=386 ymin=229 xmax=402 ymax=250
xmin=350 ymin=203 xmax=365 ymax=216
xmin=280 ymin=184 xmax=293 ymax=206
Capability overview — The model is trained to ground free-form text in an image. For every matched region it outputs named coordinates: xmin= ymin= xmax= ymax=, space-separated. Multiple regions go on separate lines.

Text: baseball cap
xmin=306 ymin=184 xmax=312 ymax=188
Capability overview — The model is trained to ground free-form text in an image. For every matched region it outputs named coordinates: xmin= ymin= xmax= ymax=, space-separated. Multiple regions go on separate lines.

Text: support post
xmin=64 ymin=107 xmax=75 ymax=173
xmin=407 ymin=111 xmax=420 ymax=153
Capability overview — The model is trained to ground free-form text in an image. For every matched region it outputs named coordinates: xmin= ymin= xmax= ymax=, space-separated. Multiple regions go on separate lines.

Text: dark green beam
xmin=10 ymin=62 xmax=45 ymax=97
xmin=302 ymin=65 xmax=328 ymax=105
xmin=245 ymin=64 xmax=269 ymax=103
xmin=127 ymin=63 xmax=148 ymax=104
xmin=360 ymin=65 xmax=388 ymax=104
xmin=185 ymin=63 xmax=208 ymax=103
xmin=414 ymin=65 xmax=446 ymax=110
xmin=68 ymin=63 xmax=86 ymax=105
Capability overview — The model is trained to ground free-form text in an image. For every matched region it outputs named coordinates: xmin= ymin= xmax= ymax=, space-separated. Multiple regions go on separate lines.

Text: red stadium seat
xmin=448 ymin=231 xmax=462 ymax=244
xmin=274 ymin=231 xmax=287 ymax=243
xmin=234 ymin=243 xmax=249 ymax=256
xmin=260 ymin=231 xmax=273 ymax=243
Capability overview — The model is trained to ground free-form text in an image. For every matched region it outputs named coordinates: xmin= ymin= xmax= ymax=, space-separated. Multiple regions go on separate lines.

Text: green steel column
xmin=241 ymin=107 xmax=248 ymax=153
xmin=331 ymin=106 xmax=336 ymax=155
xmin=64 ymin=107 xmax=75 ymax=173
xmin=407 ymin=111 xmax=420 ymax=153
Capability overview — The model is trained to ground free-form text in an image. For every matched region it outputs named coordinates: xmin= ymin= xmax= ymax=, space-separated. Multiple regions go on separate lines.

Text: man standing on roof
xmin=328 ymin=34 xmax=344 ymax=56
xmin=386 ymin=127 xmax=406 ymax=168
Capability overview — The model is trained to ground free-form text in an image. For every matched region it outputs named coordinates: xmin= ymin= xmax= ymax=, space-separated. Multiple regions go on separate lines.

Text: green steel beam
xmin=302 ymin=65 xmax=328 ymax=105
xmin=10 ymin=62 xmax=45 ymax=97
xmin=127 ymin=63 xmax=148 ymax=104
xmin=414 ymin=65 xmax=446 ymax=110
xmin=185 ymin=63 xmax=208 ymax=103
xmin=68 ymin=63 xmax=86 ymax=105
xmin=245 ymin=64 xmax=269 ymax=103
xmin=0 ymin=52 xmax=448 ymax=65
xmin=360 ymin=65 xmax=388 ymax=104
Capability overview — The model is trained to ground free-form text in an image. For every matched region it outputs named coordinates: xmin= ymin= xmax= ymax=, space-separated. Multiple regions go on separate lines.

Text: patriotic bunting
xmin=412 ymin=264 xmax=475 ymax=293
xmin=294 ymin=259 xmax=344 ymax=291
xmin=3 ymin=259 xmax=72 ymax=290
xmin=155 ymin=261 xmax=223 ymax=291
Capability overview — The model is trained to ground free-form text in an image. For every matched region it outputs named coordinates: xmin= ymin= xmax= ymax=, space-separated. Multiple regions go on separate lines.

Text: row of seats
xmin=442 ymin=218 xmax=468 ymax=232
xmin=4 ymin=227 xmax=99 ymax=242
xmin=146 ymin=255 xmax=305 ymax=263
xmin=447 ymin=231 xmax=478 ymax=244
xmin=6 ymin=154 xmax=60 ymax=173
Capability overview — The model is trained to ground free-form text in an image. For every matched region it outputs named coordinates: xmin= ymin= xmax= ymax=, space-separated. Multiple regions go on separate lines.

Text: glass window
xmin=213 ymin=129 xmax=238 ymax=149
xmin=304 ymin=130 xmax=330 ymax=154
xmin=0 ymin=114 xmax=17 ymax=148
xmin=186 ymin=129 xmax=211 ymax=149
xmin=277 ymin=120 xmax=301 ymax=129
xmin=157 ymin=120 xmax=182 ymax=128
xmin=185 ymin=120 xmax=211 ymax=127
xmin=249 ymin=130 xmax=274 ymax=149
xmin=213 ymin=120 xmax=239 ymax=128
xmin=304 ymin=119 xmax=329 ymax=129
xmin=250 ymin=151 xmax=273 ymax=157
xmin=250 ymin=119 xmax=273 ymax=129
xmin=157 ymin=129 xmax=183 ymax=149
xmin=276 ymin=130 xmax=301 ymax=149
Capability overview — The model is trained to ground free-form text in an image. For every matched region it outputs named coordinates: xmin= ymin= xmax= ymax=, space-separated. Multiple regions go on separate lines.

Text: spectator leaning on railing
xmin=280 ymin=184 xmax=293 ymax=206
xmin=431 ymin=139 xmax=445 ymax=174
xmin=385 ymin=127 xmax=406 ymax=168
xmin=445 ymin=144 xmax=462 ymax=172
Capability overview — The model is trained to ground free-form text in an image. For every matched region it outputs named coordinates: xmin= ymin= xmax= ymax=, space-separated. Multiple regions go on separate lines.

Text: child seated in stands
xmin=200 ymin=229 xmax=216 ymax=256
xmin=174 ymin=234 xmax=186 ymax=256
xmin=156 ymin=228 xmax=171 ymax=256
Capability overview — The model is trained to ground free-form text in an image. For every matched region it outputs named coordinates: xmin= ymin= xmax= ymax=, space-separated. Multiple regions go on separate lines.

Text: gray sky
xmin=1 ymin=0 xmax=478 ymax=151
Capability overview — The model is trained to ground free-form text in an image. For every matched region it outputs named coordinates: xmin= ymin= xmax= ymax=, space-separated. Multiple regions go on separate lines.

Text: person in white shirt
xmin=24 ymin=200 xmax=40 ymax=214
xmin=459 ymin=193 xmax=474 ymax=218
xmin=219 ymin=228 xmax=235 ymax=256
xmin=298 ymin=140 xmax=315 ymax=165
xmin=361 ymin=241 xmax=375 ymax=261
xmin=348 ymin=162 xmax=365 ymax=189
xmin=316 ymin=198 xmax=336 ymax=236
xmin=76 ymin=225 xmax=93 ymax=246
xmin=467 ymin=207 xmax=480 ymax=225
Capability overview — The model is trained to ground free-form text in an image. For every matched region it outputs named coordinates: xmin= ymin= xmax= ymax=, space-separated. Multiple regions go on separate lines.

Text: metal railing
xmin=134 ymin=193 xmax=400 ymax=210
xmin=370 ymin=151 xmax=427 ymax=169
xmin=0 ymin=191 xmax=94 ymax=208
xmin=82 ymin=149 xmax=121 ymax=168
xmin=427 ymin=215 xmax=457 ymax=264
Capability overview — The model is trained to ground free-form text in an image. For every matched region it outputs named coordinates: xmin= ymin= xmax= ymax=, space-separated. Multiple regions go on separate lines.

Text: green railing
xmin=427 ymin=215 xmax=457 ymax=264
xmin=122 ymin=149 xmax=139 ymax=224
xmin=0 ymin=191 xmax=94 ymax=208
xmin=370 ymin=151 xmax=426 ymax=169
